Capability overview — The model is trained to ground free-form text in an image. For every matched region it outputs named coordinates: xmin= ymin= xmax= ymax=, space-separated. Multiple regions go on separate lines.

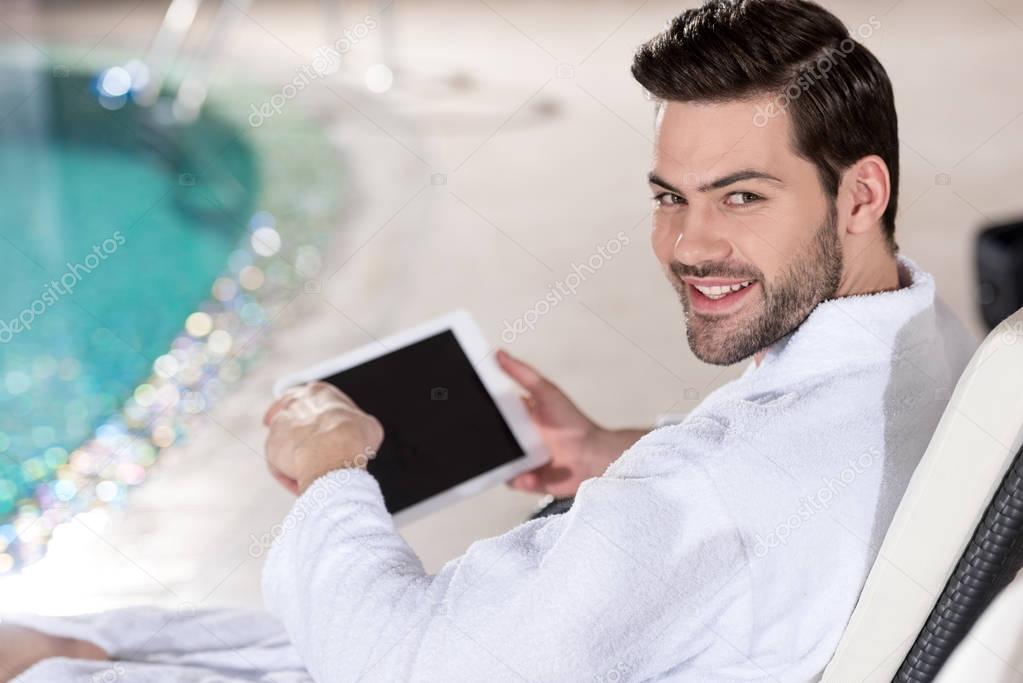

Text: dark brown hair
xmin=632 ymin=0 xmax=899 ymax=252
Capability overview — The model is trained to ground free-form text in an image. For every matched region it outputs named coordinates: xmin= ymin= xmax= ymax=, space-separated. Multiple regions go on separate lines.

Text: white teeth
xmin=693 ymin=280 xmax=752 ymax=300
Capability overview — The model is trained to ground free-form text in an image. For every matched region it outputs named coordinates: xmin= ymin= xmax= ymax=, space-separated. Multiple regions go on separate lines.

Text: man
xmin=1 ymin=0 xmax=976 ymax=680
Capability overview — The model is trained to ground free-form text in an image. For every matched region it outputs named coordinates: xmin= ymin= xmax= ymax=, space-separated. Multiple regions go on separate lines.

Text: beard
xmin=669 ymin=203 xmax=843 ymax=366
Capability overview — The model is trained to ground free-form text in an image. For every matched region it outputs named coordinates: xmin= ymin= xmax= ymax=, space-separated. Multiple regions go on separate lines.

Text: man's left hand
xmin=263 ymin=382 xmax=384 ymax=494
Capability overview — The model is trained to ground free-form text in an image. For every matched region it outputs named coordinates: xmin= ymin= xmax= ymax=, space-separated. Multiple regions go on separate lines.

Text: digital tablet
xmin=273 ymin=309 xmax=549 ymax=525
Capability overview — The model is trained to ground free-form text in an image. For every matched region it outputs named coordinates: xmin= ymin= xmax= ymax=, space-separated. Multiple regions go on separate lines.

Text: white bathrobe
xmin=7 ymin=255 xmax=976 ymax=682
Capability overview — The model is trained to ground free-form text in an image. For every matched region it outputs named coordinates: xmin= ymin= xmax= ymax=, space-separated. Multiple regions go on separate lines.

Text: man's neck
xmin=834 ymin=252 xmax=902 ymax=299
xmin=753 ymin=253 xmax=902 ymax=368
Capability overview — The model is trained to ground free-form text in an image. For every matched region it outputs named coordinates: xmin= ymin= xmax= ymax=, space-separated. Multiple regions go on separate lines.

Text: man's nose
xmin=672 ymin=209 xmax=732 ymax=266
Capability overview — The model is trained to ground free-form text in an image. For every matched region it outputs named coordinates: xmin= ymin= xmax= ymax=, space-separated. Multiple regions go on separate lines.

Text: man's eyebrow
xmin=647 ymin=169 xmax=784 ymax=194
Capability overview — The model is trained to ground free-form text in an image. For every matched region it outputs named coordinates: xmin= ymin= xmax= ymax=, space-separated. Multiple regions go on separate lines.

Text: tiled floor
xmin=0 ymin=0 xmax=1019 ymax=615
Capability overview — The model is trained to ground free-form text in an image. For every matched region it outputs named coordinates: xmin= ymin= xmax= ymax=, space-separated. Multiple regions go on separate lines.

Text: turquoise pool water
xmin=0 ymin=67 xmax=258 ymax=555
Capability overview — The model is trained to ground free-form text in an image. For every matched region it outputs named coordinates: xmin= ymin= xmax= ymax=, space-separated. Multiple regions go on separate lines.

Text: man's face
xmin=649 ymin=98 xmax=844 ymax=366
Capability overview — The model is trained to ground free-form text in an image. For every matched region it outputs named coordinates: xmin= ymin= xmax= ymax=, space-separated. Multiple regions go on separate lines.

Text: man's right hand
xmin=496 ymin=350 xmax=648 ymax=498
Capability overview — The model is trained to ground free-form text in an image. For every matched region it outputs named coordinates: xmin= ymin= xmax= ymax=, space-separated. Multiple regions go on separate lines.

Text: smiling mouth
xmin=691 ymin=280 xmax=755 ymax=300
xmin=686 ymin=279 xmax=759 ymax=315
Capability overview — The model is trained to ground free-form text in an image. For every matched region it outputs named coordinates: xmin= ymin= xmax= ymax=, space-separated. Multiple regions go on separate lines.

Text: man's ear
xmin=842 ymin=155 xmax=891 ymax=237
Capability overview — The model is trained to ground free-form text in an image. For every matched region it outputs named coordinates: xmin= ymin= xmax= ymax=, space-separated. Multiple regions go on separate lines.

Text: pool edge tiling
xmin=0 ymin=60 xmax=345 ymax=573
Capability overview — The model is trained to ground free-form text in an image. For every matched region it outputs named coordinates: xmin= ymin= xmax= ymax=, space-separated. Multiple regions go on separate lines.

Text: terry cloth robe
xmin=6 ymin=255 xmax=976 ymax=682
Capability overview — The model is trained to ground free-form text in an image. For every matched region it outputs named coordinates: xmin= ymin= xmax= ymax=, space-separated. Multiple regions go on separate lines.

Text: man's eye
xmin=725 ymin=191 xmax=763 ymax=206
xmin=653 ymin=192 xmax=685 ymax=207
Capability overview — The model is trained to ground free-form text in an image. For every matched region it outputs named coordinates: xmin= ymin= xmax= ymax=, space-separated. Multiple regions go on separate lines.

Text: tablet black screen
xmin=320 ymin=330 xmax=526 ymax=514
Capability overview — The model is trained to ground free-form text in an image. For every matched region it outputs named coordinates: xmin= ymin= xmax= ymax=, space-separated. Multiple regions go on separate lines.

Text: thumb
xmin=508 ymin=470 xmax=542 ymax=493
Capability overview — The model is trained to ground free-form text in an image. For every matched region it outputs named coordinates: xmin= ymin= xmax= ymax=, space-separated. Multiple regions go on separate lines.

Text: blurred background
xmin=0 ymin=0 xmax=1018 ymax=618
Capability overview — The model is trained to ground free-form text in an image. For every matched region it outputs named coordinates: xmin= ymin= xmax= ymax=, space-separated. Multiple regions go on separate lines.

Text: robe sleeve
xmin=261 ymin=446 xmax=754 ymax=682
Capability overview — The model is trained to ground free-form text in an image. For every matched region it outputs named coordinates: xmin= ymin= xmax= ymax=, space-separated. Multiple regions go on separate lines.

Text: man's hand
xmin=263 ymin=382 xmax=384 ymax=495
xmin=0 ymin=624 xmax=108 ymax=682
xmin=496 ymin=350 xmax=648 ymax=498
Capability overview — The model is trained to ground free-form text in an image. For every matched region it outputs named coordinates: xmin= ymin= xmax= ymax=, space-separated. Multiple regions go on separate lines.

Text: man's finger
xmin=508 ymin=471 xmax=541 ymax=492
xmin=309 ymin=381 xmax=347 ymax=397
xmin=263 ymin=400 xmax=284 ymax=426
xmin=496 ymin=349 xmax=550 ymax=393
xmin=263 ymin=384 xmax=314 ymax=426
xmin=520 ymin=395 xmax=536 ymax=415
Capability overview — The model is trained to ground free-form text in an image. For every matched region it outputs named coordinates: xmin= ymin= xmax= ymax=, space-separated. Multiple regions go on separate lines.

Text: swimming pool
xmin=0 ymin=64 xmax=332 ymax=571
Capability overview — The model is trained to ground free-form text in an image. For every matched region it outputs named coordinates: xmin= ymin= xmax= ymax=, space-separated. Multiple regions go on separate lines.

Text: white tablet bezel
xmin=273 ymin=309 xmax=549 ymax=526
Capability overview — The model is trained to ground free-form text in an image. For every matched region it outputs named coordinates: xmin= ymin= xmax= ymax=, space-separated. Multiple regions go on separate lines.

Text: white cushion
xmin=822 ymin=307 xmax=1023 ymax=681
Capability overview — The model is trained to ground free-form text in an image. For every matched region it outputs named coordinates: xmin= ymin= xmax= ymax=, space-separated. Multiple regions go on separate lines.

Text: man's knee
xmin=0 ymin=625 xmax=108 ymax=682
xmin=60 ymin=634 xmax=109 ymax=661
